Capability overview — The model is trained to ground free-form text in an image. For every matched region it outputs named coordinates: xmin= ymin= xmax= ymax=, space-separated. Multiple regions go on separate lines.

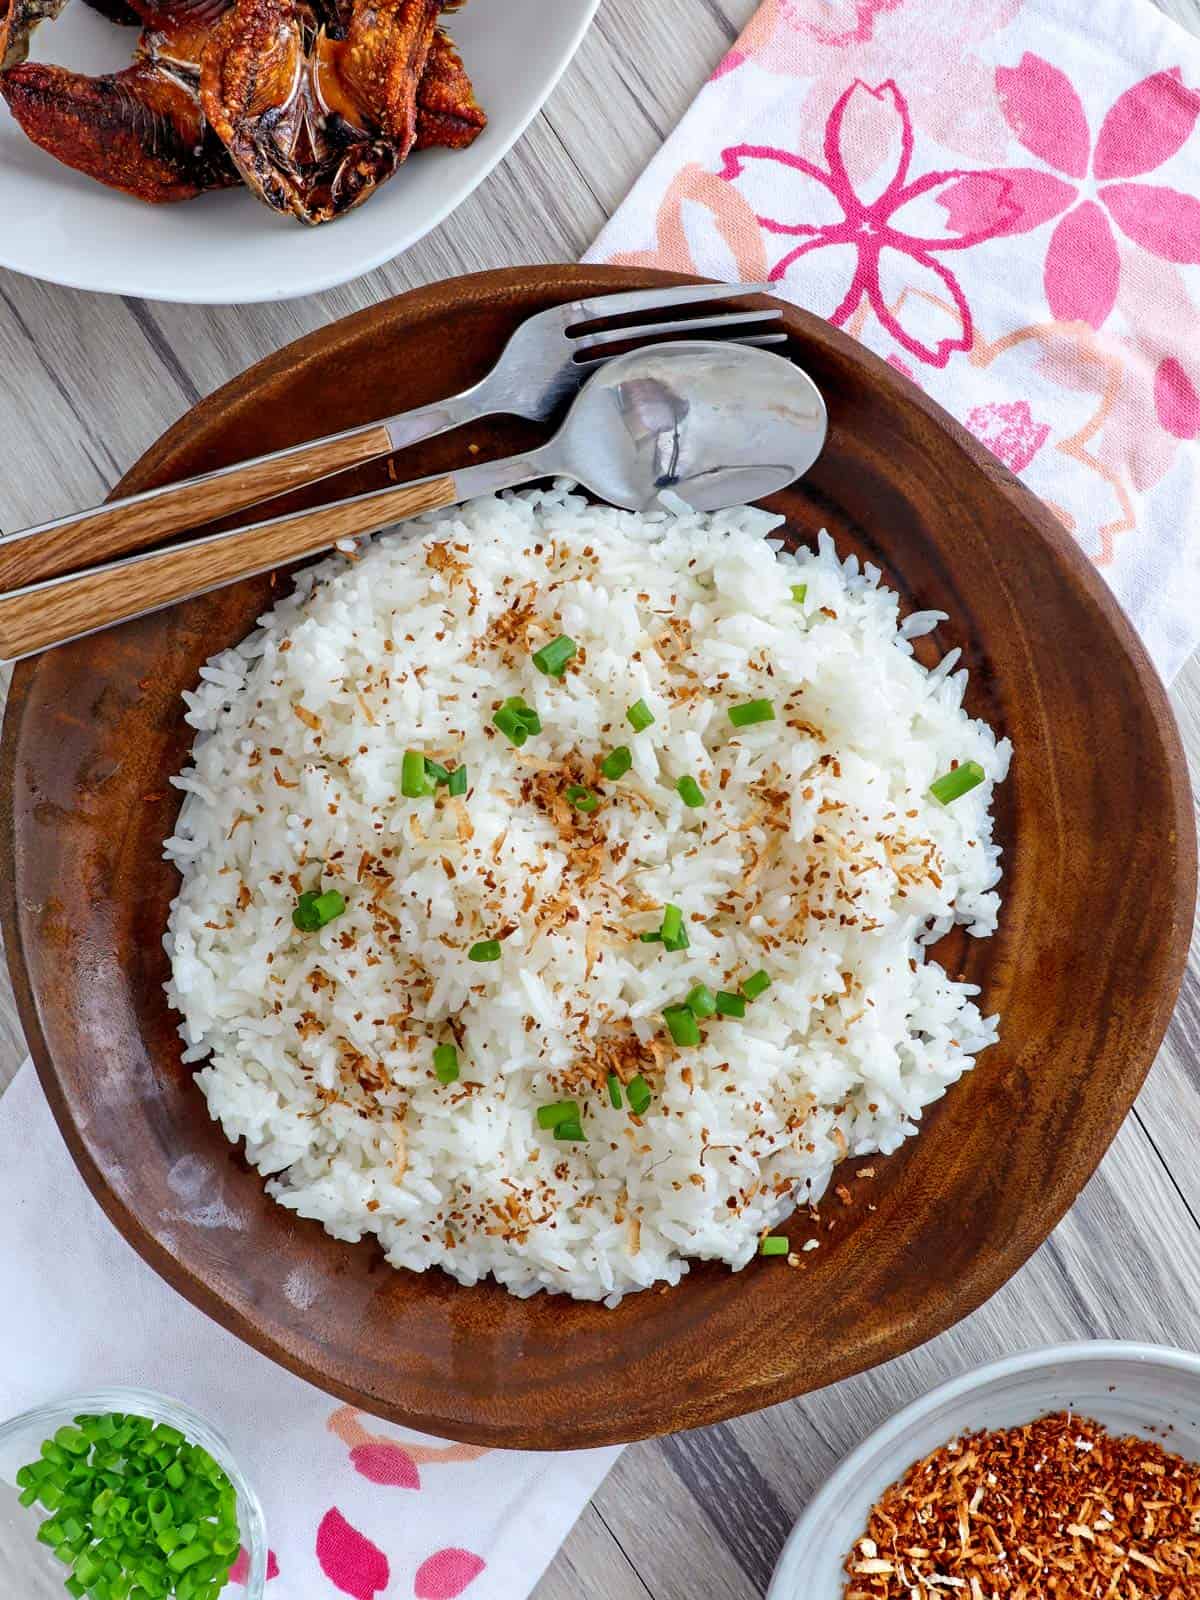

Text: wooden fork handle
xmin=0 ymin=423 xmax=395 ymax=591
xmin=0 ymin=475 xmax=456 ymax=661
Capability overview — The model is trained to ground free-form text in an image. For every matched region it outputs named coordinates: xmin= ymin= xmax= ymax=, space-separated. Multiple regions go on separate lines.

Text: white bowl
xmin=768 ymin=1341 xmax=1200 ymax=1600
xmin=0 ymin=0 xmax=598 ymax=303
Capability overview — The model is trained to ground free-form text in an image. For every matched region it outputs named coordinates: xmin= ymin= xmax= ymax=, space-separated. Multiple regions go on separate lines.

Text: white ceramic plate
xmin=0 ymin=0 xmax=599 ymax=303
xmin=768 ymin=1341 xmax=1200 ymax=1599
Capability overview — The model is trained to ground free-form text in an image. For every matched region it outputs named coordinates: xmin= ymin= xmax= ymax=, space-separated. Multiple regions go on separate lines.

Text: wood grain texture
xmin=0 ymin=0 xmax=1196 ymax=1594
xmin=0 ymin=473 xmax=455 ymax=659
xmin=1 ymin=265 xmax=1193 ymax=1451
xmin=0 ymin=423 xmax=394 ymax=590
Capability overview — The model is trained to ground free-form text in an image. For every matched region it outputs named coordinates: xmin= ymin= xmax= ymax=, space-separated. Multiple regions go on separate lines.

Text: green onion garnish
xmin=686 ymin=983 xmax=717 ymax=1018
xmin=554 ymin=1119 xmax=587 ymax=1141
xmin=434 ymin=1043 xmax=459 ymax=1084
xmin=532 ymin=634 xmax=577 ymax=677
xmin=537 ymin=1100 xmax=580 ymax=1130
xmin=791 ymin=583 xmax=807 ymax=603
xmin=566 ymin=784 xmax=600 ymax=813
xmin=447 ymin=764 xmax=468 ymax=797
xmin=728 ymin=699 xmax=775 ymax=728
xmin=741 ymin=969 xmax=771 ymax=1000
xmin=292 ymin=888 xmax=346 ymax=931
xmin=626 ymin=698 xmax=655 ymax=732
xmin=677 ymin=775 xmax=706 ymax=808
xmin=660 ymin=903 xmax=685 ymax=948
xmin=424 ymin=757 xmax=451 ymax=786
xmin=15 ymin=1413 xmax=241 ymax=1600
xmin=607 ymin=1073 xmax=623 ymax=1109
xmin=639 ymin=930 xmax=663 ymax=943
xmin=627 ymin=1074 xmax=652 ymax=1115
xmin=468 ymin=939 xmax=503 ymax=962
xmin=401 ymin=749 xmax=434 ymax=797
xmin=715 ymin=990 xmax=746 ymax=1018
xmin=493 ymin=696 xmax=541 ymax=746
xmin=600 ymin=745 xmax=633 ymax=781
xmin=760 ymin=1235 xmax=789 ymax=1256
xmin=929 ymin=760 xmax=986 ymax=806
xmin=664 ymin=1005 xmax=701 ymax=1047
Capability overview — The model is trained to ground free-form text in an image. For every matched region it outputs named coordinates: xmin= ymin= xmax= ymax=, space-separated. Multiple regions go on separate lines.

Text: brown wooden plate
xmin=2 ymin=266 xmax=1194 ymax=1449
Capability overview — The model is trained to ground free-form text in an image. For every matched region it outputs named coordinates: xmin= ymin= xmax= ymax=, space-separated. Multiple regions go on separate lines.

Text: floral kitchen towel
xmin=586 ymin=0 xmax=1200 ymax=682
xmin=0 ymin=1062 xmax=621 ymax=1600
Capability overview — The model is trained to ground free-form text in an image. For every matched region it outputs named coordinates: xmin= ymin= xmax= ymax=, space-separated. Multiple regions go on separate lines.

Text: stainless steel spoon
xmin=0 ymin=341 xmax=828 ymax=660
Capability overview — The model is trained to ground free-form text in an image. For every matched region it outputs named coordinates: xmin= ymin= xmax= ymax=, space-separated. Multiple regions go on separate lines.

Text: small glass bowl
xmin=0 ymin=1388 xmax=267 ymax=1599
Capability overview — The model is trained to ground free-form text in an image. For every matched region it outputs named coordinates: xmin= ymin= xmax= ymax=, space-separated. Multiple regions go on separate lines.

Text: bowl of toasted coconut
xmin=0 ymin=0 xmax=599 ymax=300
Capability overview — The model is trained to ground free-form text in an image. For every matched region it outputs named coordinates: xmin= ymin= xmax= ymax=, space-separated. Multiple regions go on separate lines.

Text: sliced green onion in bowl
xmin=600 ymin=745 xmax=633 ymax=781
xmin=728 ymin=699 xmax=775 ymax=728
xmin=626 ymin=698 xmax=654 ymax=732
xmin=532 ymin=634 xmax=577 ymax=677
xmin=434 ymin=1043 xmax=459 ymax=1084
xmin=627 ymin=1074 xmax=652 ymax=1115
xmin=676 ymin=775 xmax=705 ymax=808
xmin=929 ymin=759 xmax=986 ymax=805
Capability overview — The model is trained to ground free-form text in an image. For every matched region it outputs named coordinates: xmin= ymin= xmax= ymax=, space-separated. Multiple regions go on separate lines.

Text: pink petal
xmin=1093 ymin=69 xmax=1200 ymax=179
xmin=1154 ymin=357 xmax=1200 ymax=439
xmin=964 ymin=401 xmax=1051 ymax=474
xmin=770 ymin=234 xmax=865 ymax=324
xmin=934 ymin=168 xmax=1076 ymax=239
xmin=1043 ymin=202 xmax=1119 ymax=327
xmin=1101 ymin=182 xmax=1200 ymax=263
xmin=710 ymin=49 xmax=744 ymax=80
xmin=228 ymin=1547 xmax=280 ymax=1585
xmin=350 ymin=1441 xmax=421 ymax=1489
xmin=869 ymin=246 xmax=972 ymax=367
xmin=825 ymin=80 xmax=913 ymax=207
xmin=996 ymin=54 xmax=1090 ymax=178
xmin=414 ymin=1549 xmax=486 ymax=1600
xmin=718 ymin=145 xmax=844 ymax=235
xmin=317 ymin=1509 xmax=390 ymax=1600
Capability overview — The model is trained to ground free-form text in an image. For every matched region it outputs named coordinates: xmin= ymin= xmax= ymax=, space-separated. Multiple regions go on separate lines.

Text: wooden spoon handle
xmin=0 ymin=422 xmax=395 ymax=591
xmin=0 ymin=475 xmax=456 ymax=661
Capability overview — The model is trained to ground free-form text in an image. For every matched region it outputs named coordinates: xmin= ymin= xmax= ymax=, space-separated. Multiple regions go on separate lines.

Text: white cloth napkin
xmin=585 ymin=0 xmax=1200 ymax=683
xmin=0 ymin=1062 xmax=620 ymax=1600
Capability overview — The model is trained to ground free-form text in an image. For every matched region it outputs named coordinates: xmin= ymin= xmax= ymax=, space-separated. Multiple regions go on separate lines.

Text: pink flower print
xmin=960 ymin=57 xmax=1200 ymax=327
xmin=964 ymin=401 xmax=1051 ymax=474
xmin=719 ymin=80 xmax=1020 ymax=366
xmin=414 ymin=1549 xmax=486 ymax=1600
xmin=228 ymin=1547 xmax=280 ymax=1585
xmin=1155 ymin=358 xmax=1200 ymax=439
xmin=327 ymin=1405 xmax=490 ymax=1490
xmin=317 ymin=1508 xmax=390 ymax=1600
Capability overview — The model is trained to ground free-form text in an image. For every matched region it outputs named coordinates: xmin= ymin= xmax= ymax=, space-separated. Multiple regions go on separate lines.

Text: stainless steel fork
xmin=0 ymin=281 xmax=784 ymax=591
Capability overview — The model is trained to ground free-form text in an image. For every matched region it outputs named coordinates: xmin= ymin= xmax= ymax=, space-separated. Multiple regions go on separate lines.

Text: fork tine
xmin=565 ymin=280 xmax=774 ymax=326
xmin=573 ymin=330 xmax=789 ymax=368
xmin=573 ymin=307 xmax=782 ymax=353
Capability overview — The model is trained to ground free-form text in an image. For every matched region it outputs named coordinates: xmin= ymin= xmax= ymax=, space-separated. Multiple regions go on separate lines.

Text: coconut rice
xmin=164 ymin=483 xmax=1010 ymax=1304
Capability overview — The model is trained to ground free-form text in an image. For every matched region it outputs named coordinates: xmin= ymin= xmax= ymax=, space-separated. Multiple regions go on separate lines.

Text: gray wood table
xmin=1 ymin=0 xmax=1199 ymax=1595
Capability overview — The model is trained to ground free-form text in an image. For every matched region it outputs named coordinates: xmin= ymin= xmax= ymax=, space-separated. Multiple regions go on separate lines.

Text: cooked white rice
xmin=164 ymin=483 xmax=1009 ymax=1304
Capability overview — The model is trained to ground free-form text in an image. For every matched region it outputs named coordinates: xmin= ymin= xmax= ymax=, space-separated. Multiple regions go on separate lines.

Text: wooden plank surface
xmin=0 ymin=1 xmax=1198 ymax=1596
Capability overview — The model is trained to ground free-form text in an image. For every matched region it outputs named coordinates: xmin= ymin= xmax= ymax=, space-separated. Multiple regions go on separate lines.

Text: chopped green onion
xmin=447 ymin=764 xmax=468 ymax=797
xmin=791 ymin=583 xmax=807 ymax=603
xmin=676 ymin=775 xmax=705 ymax=808
xmin=423 ymin=757 xmax=451 ymax=786
xmin=728 ymin=699 xmax=775 ymax=728
xmin=531 ymin=635 xmax=577 ymax=677
xmin=715 ymin=990 xmax=746 ymax=1018
xmin=554 ymin=1119 xmax=587 ymax=1141
xmin=55 ymin=1428 xmax=90 ymax=1457
xmin=292 ymin=888 xmax=346 ymax=931
xmin=537 ymin=1100 xmax=580 ymax=1130
xmin=566 ymin=784 xmax=600 ymax=813
xmin=468 ymin=939 xmax=502 ymax=962
xmin=929 ymin=759 xmax=986 ymax=806
xmin=434 ymin=1043 xmax=459 ymax=1084
xmin=663 ymin=1005 xmax=701 ymax=1047
xmin=600 ymin=745 xmax=633 ymax=781
xmin=626 ymin=699 xmax=654 ymax=732
xmin=627 ymin=1074 xmax=652 ymax=1115
xmin=401 ymin=749 xmax=433 ymax=798
xmin=493 ymin=696 xmax=541 ymax=746
xmin=638 ymin=930 xmax=662 ymax=943
xmin=607 ymin=1073 xmax=623 ymax=1109
xmin=686 ymin=984 xmax=717 ymax=1018
xmin=760 ymin=1235 xmax=789 ymax=1256
xmin=660 ymin=903 xmax=684 ymax=948
xmin=741 ymin=969 xmax=771 ymax=1001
